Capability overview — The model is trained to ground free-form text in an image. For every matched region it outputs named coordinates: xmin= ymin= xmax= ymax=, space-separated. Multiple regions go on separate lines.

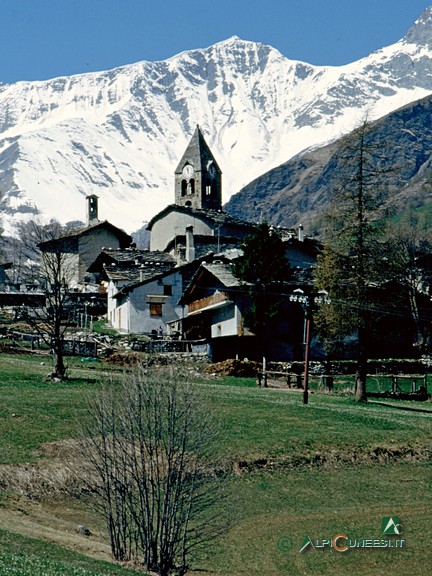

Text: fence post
xmin=262 ymin=357 xmax=267 ymax=388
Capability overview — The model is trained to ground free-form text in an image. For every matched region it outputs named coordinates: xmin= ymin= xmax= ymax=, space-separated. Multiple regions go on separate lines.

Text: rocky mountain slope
xmin=225 ymin=93 xmax=432 ymax=230
xmin=2 ymin=8 xmax=432 ymax=234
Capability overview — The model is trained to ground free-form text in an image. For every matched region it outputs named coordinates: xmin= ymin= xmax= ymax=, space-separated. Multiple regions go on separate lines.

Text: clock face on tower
xmin=182 ymin=164 xmax=194 ymax=178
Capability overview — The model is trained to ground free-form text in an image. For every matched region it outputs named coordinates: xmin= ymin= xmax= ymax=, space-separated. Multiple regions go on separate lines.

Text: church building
xmin=147 ymin=126 xmax=255 ymax=259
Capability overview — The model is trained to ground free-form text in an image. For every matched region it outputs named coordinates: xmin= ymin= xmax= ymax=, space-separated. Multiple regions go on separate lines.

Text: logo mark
xmin=277 ymin=536 xmax=293 ymax=553
xmin=382 ymin=517 xmax=402 ymax=535
xmin=299 ymin=534 xmax=315 ymax=553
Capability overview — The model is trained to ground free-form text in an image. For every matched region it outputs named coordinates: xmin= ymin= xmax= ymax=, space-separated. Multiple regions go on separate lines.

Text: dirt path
xmin=0 ymin=497 xmax=112 ymax=561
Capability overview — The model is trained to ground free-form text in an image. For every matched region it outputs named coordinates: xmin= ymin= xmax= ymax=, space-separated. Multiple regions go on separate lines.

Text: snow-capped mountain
xmin=2 ymin=7 xmax=432 ymax=234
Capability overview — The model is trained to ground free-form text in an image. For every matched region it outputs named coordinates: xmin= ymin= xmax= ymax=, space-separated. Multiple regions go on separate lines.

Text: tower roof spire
xmin=174 ymin=127 xmax=222 ymax=211
xmin=175 ymin=126 xmax=221 ymax=175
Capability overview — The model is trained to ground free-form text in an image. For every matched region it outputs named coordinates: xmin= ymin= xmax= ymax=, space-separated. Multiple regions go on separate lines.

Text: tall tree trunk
xmin=53 ymin=341 xmax=66 ymax=379
xmin=355 ymin=326 xmax=367 ymax=402
xmin=52 ymin=324 xmax=66 ymax=380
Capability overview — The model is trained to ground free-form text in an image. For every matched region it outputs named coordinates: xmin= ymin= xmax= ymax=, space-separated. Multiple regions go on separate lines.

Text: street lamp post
xmin=303 ymin=306 xmax=312 ymax=404
xmin=290 ymin=289 xmax=329 ymax=405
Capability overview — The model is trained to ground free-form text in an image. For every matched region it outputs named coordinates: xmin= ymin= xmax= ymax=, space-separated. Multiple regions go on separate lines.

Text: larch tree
xmin=314 ymin=120 xmax=395 ymax=401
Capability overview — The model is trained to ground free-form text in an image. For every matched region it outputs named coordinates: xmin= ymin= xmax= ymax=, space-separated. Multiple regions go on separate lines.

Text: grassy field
xmin=0 ymin=529 xmax=140 ymax=576
xmin=0 ymin=352 xmax=431 ymax=575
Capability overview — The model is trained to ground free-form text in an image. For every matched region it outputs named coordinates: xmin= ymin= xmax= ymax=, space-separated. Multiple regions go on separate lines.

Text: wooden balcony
xmin=188 ymin=291 xmax=229 ymax=314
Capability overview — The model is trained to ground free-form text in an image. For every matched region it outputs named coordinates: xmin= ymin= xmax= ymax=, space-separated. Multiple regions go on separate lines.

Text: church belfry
xmin=86 ymin=194 xmax=99 ymax=225
xmin=174 ymin=125 xmax=222 ymax=210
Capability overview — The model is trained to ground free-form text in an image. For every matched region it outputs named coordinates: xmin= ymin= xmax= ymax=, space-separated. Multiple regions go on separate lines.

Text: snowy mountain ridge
xmin=1 ymin=8 xmax=432 ymax=234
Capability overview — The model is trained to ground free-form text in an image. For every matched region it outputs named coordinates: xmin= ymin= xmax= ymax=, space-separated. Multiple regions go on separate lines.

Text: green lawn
xmin=205 ymin=380 xmax=432 ymax=460
xmin=0 ymin=530 xmax=141 ymax=576
xmin=0 ymin=352 xmax=431 ymax=575
xmin=201 ymin=461 xmax=431 ymax=576
xmin=0 ymin=355 xmax=103 ymax=464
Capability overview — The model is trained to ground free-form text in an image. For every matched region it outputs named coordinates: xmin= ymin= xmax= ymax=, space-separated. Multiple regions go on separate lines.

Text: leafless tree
xmin=82 ymin=367 xmax=223 ymax=576
xmin=15 ymin=219 xmax=77 ymax=379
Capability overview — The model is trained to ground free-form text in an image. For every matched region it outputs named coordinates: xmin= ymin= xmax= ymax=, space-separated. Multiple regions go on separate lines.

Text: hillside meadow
xmin=0 ymin=352 xmax=431 ymax=576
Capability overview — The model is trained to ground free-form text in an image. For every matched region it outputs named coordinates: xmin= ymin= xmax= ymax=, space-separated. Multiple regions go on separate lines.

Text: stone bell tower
xmin=86 ymin=194 xmax=99 ymax=225
xmin=174 ymin=125 xmax=222 ymax=210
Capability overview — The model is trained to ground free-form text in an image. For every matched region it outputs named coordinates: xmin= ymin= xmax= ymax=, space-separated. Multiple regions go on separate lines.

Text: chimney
xmin=186 ymin=226 xmax=195 ymax=263
xmin=86 ymin=194 xmax=99 ymax=226
xmin=298 ymin=224 xmax=304 ymax=242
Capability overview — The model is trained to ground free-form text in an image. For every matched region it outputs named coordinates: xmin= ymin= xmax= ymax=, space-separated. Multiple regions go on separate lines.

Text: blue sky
xmin=1 ymin=0 xmax=431 ymax=84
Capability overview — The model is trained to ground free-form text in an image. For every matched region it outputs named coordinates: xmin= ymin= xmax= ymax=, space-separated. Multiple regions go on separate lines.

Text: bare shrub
xmin=81 ymin=367 xmax=222 ymax=576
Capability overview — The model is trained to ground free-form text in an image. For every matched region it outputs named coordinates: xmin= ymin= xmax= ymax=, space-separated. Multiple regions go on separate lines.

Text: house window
xmin=150 ymin=302 xmax=163 ymax=317
xmin=163 ymin=285 xmax=172 ymax=296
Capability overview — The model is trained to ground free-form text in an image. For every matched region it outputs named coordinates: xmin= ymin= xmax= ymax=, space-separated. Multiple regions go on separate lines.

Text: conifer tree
xmin=232 ymin=222 xmax=291 ymax=361
xmin=314 ymin=120 xmax=394 ymax=401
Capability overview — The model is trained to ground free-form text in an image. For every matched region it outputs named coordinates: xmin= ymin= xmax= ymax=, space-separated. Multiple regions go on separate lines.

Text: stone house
xmin=38 ymin=195 xmax=132 ymax=287
xmin=179 ymin=262 xmax=248 ymax=341
xmin=177 ymin=229 xmax=322 ymax=361
xmin=107 ymin=259 xmax=200 ymax=335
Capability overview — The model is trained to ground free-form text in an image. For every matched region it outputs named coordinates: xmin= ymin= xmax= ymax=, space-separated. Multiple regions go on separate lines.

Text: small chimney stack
xmin=186 ymin=226 xmax=195 ymax=263
xmin=86 ymin=194 xmax=99 ymax=226
xmin=298 ymin=223 xmax=304 ymax=242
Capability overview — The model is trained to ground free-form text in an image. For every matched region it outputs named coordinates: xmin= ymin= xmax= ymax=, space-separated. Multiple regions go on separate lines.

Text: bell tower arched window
xmin=188 ymin=179 xmax=195 ymax=195
xmin=174 ymin=126 xmax=222 ymax=210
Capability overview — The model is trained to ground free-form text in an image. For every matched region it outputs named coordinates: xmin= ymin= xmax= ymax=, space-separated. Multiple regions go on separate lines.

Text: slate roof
xmin=102 ymin=249 xmax=176 ymax=284
xmin=38 ymin=221 xmax=132 ymax=252
xmin=112 ymin=259 xmax=203 ymax=300
xmin=88 ymin=247 xmax=175 ymax=273
xmin=174 ymin=125 xmax=221 ymax=175
xmin=200 ymin=263 xmax=243 ymax=288
xmin=105 ymin=263 xmax=174 ymax=284
xmin=179 ymin=261 xmax=247 ymax=305
xmin=164 ymin=234 xmax=244 ymax=260
xmin=147 ymin=204 xmax=257 ymax=231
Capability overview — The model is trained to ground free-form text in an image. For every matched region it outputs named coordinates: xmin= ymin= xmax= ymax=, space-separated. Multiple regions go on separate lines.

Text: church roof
xmin=174 ymin=125 xmax=221 ymax=174
xmin=147 ymin=204 xmax=256 ymax=232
